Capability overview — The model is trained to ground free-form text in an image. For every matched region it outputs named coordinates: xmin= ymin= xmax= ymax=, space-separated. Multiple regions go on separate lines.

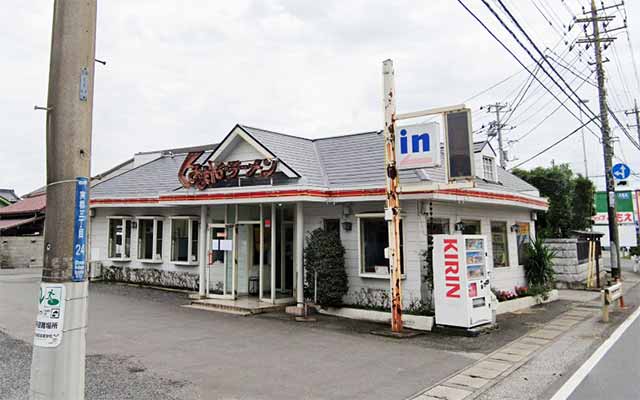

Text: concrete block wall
xmin=0 ymin=236 xmax=44 ymax=268
xmin=546 ymin=238 xmax=593 ymax=289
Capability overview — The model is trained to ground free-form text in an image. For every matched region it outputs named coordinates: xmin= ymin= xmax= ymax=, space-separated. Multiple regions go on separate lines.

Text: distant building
xmin=0 ymin=189 xmax=19 ymax=207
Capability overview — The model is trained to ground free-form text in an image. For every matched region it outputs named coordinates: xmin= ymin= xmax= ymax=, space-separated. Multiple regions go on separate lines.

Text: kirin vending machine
xmin=432 ymin=234 xmax=492 ymax=328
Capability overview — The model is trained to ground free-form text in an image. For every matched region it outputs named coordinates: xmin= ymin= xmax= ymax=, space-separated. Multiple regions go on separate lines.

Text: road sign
xmin=72 ymin=177 xmax=89 ymax=281
xmin=612 ymin=163 xmax=630 ymax=180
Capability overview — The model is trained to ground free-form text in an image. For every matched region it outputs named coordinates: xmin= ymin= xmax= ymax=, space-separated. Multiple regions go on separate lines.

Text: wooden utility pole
xmin=576 ymin=0 xmax=622 ymax=279
xmin=29 ymin=1 xmax=97 ymax=399
xmin=382 ymin=59 xmax=403 ymax=332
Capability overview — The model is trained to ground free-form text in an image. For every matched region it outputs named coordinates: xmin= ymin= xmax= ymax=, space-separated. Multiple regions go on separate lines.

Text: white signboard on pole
xmin=33 ymin=283 xmax=65 ymax=348
xmin=395 ymin=122 xmax=441 ymax=169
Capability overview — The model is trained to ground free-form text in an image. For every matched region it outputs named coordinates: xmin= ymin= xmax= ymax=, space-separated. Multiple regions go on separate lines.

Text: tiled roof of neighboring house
xmin=0 ymin=189 xmax=19 ymax=204
xmin=0 ymin=193 xmax=46 ymax=216
xmin=89 ymin=125 xmax=541 ymax=200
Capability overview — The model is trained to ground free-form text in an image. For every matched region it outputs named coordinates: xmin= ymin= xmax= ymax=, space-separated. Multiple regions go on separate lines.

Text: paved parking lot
xmin=0 ymin=270 xmax=481 ymax=400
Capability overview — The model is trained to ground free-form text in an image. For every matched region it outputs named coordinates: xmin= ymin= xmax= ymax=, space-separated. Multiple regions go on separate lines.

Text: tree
xmin=572 ymin=175 xmax=596 ymax=231
xmin=304 ymin=228 xmax=348 ymax=307
xmin=512 ymin=164 xmax=595 ymax=238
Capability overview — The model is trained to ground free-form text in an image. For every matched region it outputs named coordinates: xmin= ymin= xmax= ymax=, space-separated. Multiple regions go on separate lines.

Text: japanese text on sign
xmin=72 ymin=177 xmax=89 ymax=281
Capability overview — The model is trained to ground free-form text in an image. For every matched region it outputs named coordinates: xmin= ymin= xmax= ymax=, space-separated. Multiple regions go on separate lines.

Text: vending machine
xmin=432 ymin=234 xmax=492 ymax=328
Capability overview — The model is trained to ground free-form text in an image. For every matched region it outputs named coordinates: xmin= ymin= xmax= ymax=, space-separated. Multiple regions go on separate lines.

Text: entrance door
xmin=206 ymin=224 xmax=234 ymax=299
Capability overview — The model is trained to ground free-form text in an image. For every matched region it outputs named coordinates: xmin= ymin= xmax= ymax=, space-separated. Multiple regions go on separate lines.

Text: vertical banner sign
xmin=72 ymin=177 xmax=89 ymax=281
xmin=34 ymin=283 xmax=66 ymax=347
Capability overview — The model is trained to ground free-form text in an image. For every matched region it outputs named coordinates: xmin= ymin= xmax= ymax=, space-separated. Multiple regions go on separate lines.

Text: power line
xmin=456 ymin=0 xmax=602 ymax=141
xmin=510 ymin=116 xmax=598 ymax=169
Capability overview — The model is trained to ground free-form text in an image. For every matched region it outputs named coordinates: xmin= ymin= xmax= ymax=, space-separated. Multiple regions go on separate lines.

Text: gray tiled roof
xmin=91 ymin=154 xmax=189 ymax=198
xmin=91 ymin=125 xmax=540 ymax=199
xmin=240 ymin=126 xmax=325 ymax=186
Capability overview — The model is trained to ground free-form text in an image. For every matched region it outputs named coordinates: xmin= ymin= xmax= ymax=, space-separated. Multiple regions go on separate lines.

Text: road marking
xmin=549 ymin=304 xmax=640 ymax=400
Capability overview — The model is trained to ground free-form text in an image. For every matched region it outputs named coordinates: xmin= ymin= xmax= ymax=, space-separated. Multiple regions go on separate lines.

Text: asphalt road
xmin=566 ymin=307 xmax=640 ymax=400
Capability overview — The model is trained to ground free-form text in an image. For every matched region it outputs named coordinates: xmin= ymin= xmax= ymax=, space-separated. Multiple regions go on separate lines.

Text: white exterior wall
xmin=90 ymin=199 xmax=535 ymax=298
xmin=428 ymin=202 xmax=534 ymax=291
xmin=90 ymin=205 xmax=221 ymax=276
xmin=303 ymin=200 xmax=425 ymax=308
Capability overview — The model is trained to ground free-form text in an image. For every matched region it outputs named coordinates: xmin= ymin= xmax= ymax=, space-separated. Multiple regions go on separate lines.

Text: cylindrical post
xmin=29 ymin=1 xmax=97 ymax=399
xmin=382 ymin=59 xmax=403 ymax=332
xmin=198 ymin=205 xmax=207 ymax=298
xmin=296 ymin=202 xmax=304 ymax=309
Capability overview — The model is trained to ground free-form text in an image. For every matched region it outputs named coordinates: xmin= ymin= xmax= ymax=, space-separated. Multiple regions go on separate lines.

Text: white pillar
xmin=198 ymin=205 xmax=207 ymax=298
xmin=296 ymin=202 xmax=304 ymax=308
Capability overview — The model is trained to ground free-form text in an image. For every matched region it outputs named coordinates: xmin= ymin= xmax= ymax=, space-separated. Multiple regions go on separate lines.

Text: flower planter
xmin=319 ymin=307 xmax=434 ymax=331
xmin=496 ymin=289 xmax=559 ymax=315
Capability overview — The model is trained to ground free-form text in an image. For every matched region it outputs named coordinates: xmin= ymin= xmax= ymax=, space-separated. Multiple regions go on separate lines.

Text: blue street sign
xmin=612 ymin=163 xmax=631 ymax=181
xmin=72 ymin=177 xmax=89 ymax=282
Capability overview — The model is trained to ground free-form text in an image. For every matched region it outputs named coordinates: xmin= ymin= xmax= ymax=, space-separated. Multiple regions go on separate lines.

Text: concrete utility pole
xmin=576 ymin=0 xmax=622 ymax=279
xmin=484 ymin=102 xmax=511 ymax=169
xmin=29 ymin=1 xmax=97 ymax=399
xmin=580 ymin=99 xmax=590 ymax=177
xmin=382 ymin=59 xmax=403 ymax=333
xmin=625 ymin=99 xmax=640 ymax=144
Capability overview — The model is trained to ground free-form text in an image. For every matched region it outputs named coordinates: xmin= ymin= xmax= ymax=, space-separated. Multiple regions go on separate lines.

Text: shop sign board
xmin=593 ymin=191 xmax=635 ymax=224
xmin=395 ymin=122 xmax=441 ymax=170
xmin=178 ymin=151 xmax=278 ymax=190
xmin=33 ymin=283 xmax=65 ymax=348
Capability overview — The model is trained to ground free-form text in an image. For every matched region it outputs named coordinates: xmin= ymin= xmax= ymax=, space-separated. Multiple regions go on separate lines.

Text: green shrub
xmin=304 ymin=228 xmax=348 ymax=307
xmin=524 ymin=238 xmax=556 ymax=291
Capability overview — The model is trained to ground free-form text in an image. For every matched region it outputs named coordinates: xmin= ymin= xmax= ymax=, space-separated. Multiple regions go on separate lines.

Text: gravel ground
xmin=0 ymin=331 xmax=200 ymax=400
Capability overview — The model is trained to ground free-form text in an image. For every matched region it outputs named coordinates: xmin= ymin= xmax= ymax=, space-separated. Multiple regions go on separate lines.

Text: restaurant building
xmin=89 ymin=124 xmax=547 ymax=310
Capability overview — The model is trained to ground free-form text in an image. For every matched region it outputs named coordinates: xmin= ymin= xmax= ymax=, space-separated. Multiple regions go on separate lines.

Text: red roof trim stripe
xmin=90 ymin=187 xmax=547 ymax=208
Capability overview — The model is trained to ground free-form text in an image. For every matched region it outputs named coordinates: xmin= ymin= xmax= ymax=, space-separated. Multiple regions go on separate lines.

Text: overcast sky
xmin=2 ymin=0 xmax=639 ymax=195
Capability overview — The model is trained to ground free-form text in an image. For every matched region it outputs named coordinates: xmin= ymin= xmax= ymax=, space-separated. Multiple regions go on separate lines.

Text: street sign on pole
xmin=612 ymin=163 xmax=630 ymax=181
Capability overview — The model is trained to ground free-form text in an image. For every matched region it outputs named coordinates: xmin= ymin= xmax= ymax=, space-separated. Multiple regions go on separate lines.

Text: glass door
xmin=206 ymin=223 xmax=235 ymax=299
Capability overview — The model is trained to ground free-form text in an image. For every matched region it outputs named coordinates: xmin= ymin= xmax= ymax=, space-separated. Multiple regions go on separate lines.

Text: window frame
xmin=482 ymin=156 xmax=496 ymax=181
xmin=170 ymin=216 xmax=200 ymax=266
xmin=356 ymin=213 xmax=405 ymax=279
xmin=136 ymin=216 xmax=164 ymax=263
xmin=490 ymin=220 xmax=510 ymax=268
xmin=107 ymin=216 xmax=133 ymax=261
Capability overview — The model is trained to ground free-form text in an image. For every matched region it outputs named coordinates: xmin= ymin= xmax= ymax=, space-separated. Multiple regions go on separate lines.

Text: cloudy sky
xmin=2 ymin=0 xmax=639 ymax=195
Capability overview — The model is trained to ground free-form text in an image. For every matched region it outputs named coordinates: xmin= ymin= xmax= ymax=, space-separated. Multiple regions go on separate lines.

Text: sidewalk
xmin=409 ymin=272 xmax=640 ymax=400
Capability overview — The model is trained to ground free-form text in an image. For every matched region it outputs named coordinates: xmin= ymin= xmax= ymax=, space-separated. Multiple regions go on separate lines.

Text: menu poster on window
xmin=492 ymin=232 xmax=508 ymax=265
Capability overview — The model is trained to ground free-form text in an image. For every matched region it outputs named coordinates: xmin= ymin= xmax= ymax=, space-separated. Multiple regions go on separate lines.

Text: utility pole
xmin=484 ymin=102 xmax=512 ymax=169
xmin=625 ymin=99 xmax=640 ymax=144
xmin=576 ymin=0 xmax=622 ymax=280
xmin=29 ymin=1 xmax=97 ymax=399
xmin=382 ymin=59 xmax=403 ymax=333
xmin=580 ymin=99 xmax=590 ymax=177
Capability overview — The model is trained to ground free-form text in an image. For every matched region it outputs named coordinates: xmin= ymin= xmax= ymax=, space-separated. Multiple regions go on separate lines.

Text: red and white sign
xmin=443 ymin=238 xmax=461 ymax=299
xmin=592 ymin=212 xmax=634 ymax=224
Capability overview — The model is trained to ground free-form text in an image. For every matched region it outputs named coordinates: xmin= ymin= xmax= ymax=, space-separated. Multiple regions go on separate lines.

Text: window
xmin=323 ymin=218 xmax=340 ymax=238
xmin=359 ymin=216 xmax=404 ymax=276
xmin=516 ymin=222 xmax=531 ymax=265
xmin=491 ymin=221 xmax=509 ymax=267
xmin=483 ymin=156 xmax=496 ymax=181
xmin=108 ymin=218 xmax=132 ymax=259
xmin=461 ymin=219 xmax=481 ymax=235
xmin=137 ymin=218 xmax=163 ymax=261
xmin=170 ymin=218 xmax=199 ymax=263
